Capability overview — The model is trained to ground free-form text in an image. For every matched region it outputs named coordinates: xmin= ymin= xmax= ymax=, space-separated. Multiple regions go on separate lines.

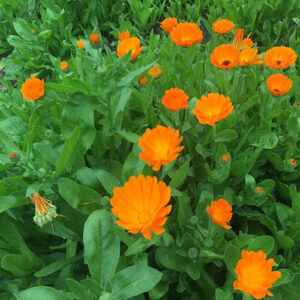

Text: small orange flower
xmin=90 ymin=33 xmax=101 ymax=44
xmin=289 ymin=158 xmax=297 ymax=166
xmin=234 ymin=250 xmax=281 ymax=299
xmin=212 ymin=19 xmax=235 ymax=35
xmin=193 ymin=93 xmax=234 ymax=127
xmin=60 ymin=61 xmax=69 ymax=71
xmin=76 ymin=40 xmax=85 ymax=49
xmin=233 ymin=28 xmax=253 ymax=50
xmin=210 ymin=45 xmax=240 ymax=70
xmin=256 ymin=187 xmax=263 ymax=194
xmin=1 ymin=86 xmax=6 ymax=91
xmin=266 ymin=74 xmax=293 ymax=96
xmin=118 ymin=30 xmax=130 ymax=41
xmin=206 ymin=198 xmax=232 ymax=229
xmin=160 ymin=17 xmax=178 ymax=33
xmin=117 ymin=37 xmax=143 ymax=61
xmin=9 ymin=152 xmax=16 ymax=160
xmin=31 ymin=29 xmax=35 ymax=33
xmin=162 ymin=88 xmax=189 ymax=111
xmin=138 ymin=125 xmax=184 ymax=171
xmin=139 ymin=76 xmax=148 ymax=85
xmin=170 ymin=22 xmax=203 ymax=47
xmin=239 ymin=46 xmax=262 ymax=66
xmin=264 ymin=46 xmax=297 ymax=69
xmin=221 ymin=154 xmax=230 ymax=162
xmin=110 ymin=175 xmax=172 ymax=240
xmin=148 ymin=65 xmax=163 ymax=78
xmin=20 ymin=74 xmax=45 ymax=101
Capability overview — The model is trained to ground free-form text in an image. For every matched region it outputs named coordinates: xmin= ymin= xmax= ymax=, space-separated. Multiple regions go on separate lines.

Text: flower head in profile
xmin=193 ymin=93 xmax=234 ymax=126
xmin=110 ymin=175 xmax=172 ymax=240
xmin=139 ymin=76 xmax=148 ymax=85
xmin=149 ymin=65 xmax=163 ymax=78
xmin=90 ymin=33 xmax=101 ymax=44
xmin=20 ymin=74 xmax=44 ymax=101
xmin=206 ymin=198 xmax=232 ymax=229
xmin=161 ymin=17 xmax=178 ymax=33
xmin=117 ymin=37 xmax=143 ymax=61
xmin=170 ymin=22 xmax=203 ymax=47
xmin=233 ymin=28 xmax=253 ymax=50
xmin=234 ymin=250 xmax=281 ymax=299
xmin=60 ymin=61 xmax=69 ymax=71
xmin=266 ymin=74 xmax=293 ymax=96
xmin=138 ymin=125 xmax=184 ymax=171
xmin=239 ymin=46 xmax=262 ymax=66
xmin=76 ymin=40 xmax=85 ymax=49
xmin=162 ymin=88 xmax=189 ymax=111
xmin=118 ymin=30 xmax=130 ymax=41
xmin=264 ymin=46 xmax=297 ymax=69
xmin=212 ymin=19 xmax=235 ymax=35
xmin=210 ymin=45 xmax=240 ymax=70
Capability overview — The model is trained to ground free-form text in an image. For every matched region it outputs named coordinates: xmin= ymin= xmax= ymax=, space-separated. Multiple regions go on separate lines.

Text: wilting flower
xmin=60 ymin=61 xmax=69 ymax=71
xmin=206 ymin=198 xmax=232 ymax=229
xmin=264 ymin=46 xmax=297 ymax=69
xmin=139 ymin=76 xmax=148 ymax=85
xmin=110 ymin=175 xmax=172 ymax=240
xmin=138 ymin=125 xmax=184 ymax=171
xmin=193 ymin=93 xmax=234 ymax=126
xmin=239 ymin=46 xmax=262 ymax=66
xmin=161 ymin=17 xmax=178 ymax=33
xmin=234 ymin=250 xmax=281 ymax=299
xmin=9 ymin=152 xmax=16 ymax=160
xmin=90 ymin=33 xmax=101 ymax=44
xmin=118 ymin=30 xmax=130 ymax=41
xmin=266 ymin=74 xmax=293 ymax=96
xmin=170 ymin=22 xmax=203 ymax=47
xmin=233 ymin=28 xmax=254 ymax=50
xmin=289 ymin=158 xmax=297 ymax=166
xmin=117 ymin=37 xmax=143 ymax=61
xmin=20 ymin=74 xmax=44 ymax=101
xmin=76 ymin=40 xmax=85 ymax=49
xmin=162 ymin=88 xmax=189 ymax=111
xmin=212 ymin=19 xmax=235 ymax=35
xmin=210 ymin=45 xmax=240 ymax=70
xmin=149 ymin=65 xmax=163 ymax=78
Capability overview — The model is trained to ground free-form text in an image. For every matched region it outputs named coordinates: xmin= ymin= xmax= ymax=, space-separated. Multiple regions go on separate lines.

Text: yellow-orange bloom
xmin=289 ymin=158 xmax=297 ymax=166
xmin=117 ymin=37 xmax=143 ymax=61
xmin=139 ymin=76 xmax=148 ymax=85
xmin=148 ymin=65 xmax=163 ymax=78
xmin=138 ymin=125 xmax=184 ymax=171
xmin=266 ymin=74 xmax=293 ymax=96
xmin=210 ymin=45 xmax=240 ymax=70
xmin=60 ymin=61 xmax=68 ymax=71
xmin=212 ymin=19 xmax=235 ymax=35
xmin=234 ymin=250 xmax=281 ymax=299
xmin=76 ymin=40 xmax=84 ymax=49
xmin=90 ymin=33 xmax=101 ymax=44
xmin=118 ymin=30 xmax=130 ymax=41
xmin=239 ymin=46 xmax=262 ymax=66
xmin=162 ymin=88 xmax=189 ymax=111
xmin=233 ymin=28 xmax=253 ymax=50
xmin=20 ymin=74 xmax=44 ymax=101
xmin=170 ymin=22 xmax=203 ymax=47
xmin=110 ymin=175 xmax=172 ymax=240
xmin=160 ymin=17 xmax=178 ymax=33
xmin=206 ymin=198 xmax=232 ymax=229
xmin=264 ymin=46 xmax=297 ymax=69
xmin=193 ymin=93 xmax=234 ymax=127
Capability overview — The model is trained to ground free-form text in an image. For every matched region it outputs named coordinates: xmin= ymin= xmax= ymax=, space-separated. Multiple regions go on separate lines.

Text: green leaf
xmin=13 ymin=18 xmax=35 ymax=41
xmin=250 ymin=131 xmax=278 ymax=149
xmin=224 ymin=244 xmax=241 ymax=276
xmin=65 ymin=278 xmax=94 ymax=300
xmin=247 ymin=235 xmax=275 ymax=255
xmin=117 ymin=130 xmax=140 ymax=143
xmin=169 ymin=161 xmax=189 ymax=189
xmin=113 ymin=87 xmax=132 ymax=123
xmin=17 ymin=286 xmax=68 ymax=300
xmin=93 ymin=169 xmax=121 ymax=196
xmin=0 ymin=195 xmax=26 ymax=214
xmin=215 ymin=288 xmax=233 ymax=300
xmin=215 ymin=129 xmax=238 ymax=143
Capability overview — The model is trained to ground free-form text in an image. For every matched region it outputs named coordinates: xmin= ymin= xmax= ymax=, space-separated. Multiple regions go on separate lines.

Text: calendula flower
xmin=266 ymin=74 xmax=293 ymax=96
xmin=264 ymin=46 xmax=297 ymax=69
xmin=193 ymin=93 xmax=234 ymax=127
xmin=206 ymin=198 xmax=232 ymax=229
xmin=234 ymin=250 xmax=281 ymax=299
xmin=139 ymin=76 xmax=148 ymax=85
xmin=110 ymin=175 xmax=172 ymax=240
xmin=239 ymin=46 xmax=262 ymax=66
xmin=162 ymin=88 xmax=189 ymax=111
xmin=9 ymin=152 xmax=16 ymax=160
xmin=1 ymin=86 xmax=6 ymax=91
xmin=118 ymin=30 xmax=130 ymax=41
xmin=210 ymin=45 xmax=240 ymax=70
xmin=90 ymin=33 xmax=101 ymax=44
xmin=138 ymin=125 xmax=184 ymax=171
xmin=148 ymin=65 xmax=163 ymax=78
xmin=117 ymin=37 xmax=143 ymax=61
xmin=76 ymin=40 xmax=85 ymax=49
xmin=233 ymin=28 xmax=253 ymax=50
xmin=212 ymin=19 xmax=235 ymax=35
xmin=160 ymin=17 xmax=178 ymax=33
xmin=256 ymin=187 xmax=263 ymax=194
xmin=60 ymin=61 xmax=69 ymax=71
xmin=221 ymin=153 xmax=230 ymax=162
xmin=170 ymin=22 xmax=203 ymax=47
xmin=20 ymin=74 xmax=44 ymax=101
xmin=289 ymin=158 xmax=297 ymax=166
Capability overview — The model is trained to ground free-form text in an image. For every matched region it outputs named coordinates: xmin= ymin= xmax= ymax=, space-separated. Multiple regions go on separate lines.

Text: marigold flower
xmin=162 ymin=88 xmax=189 ymax=111
xmin=160 ymin=17 xmax=178 ymax=33
xmin=289 ymin=158 xmax=297 ymax=166
xmin=31 ymin=29 xmax=35 ymax=33
xmin=210 ymin=45 xmax=240 ymax=70
xmin=117 ymin=37 xmax=143 ymax=61
xmin=233 ymin=28 xmax=253 ymax=50
xmin=20 ymin=74 xmax=44 ymax=101
xmin=239 ymin=46 xmax=262 ymax=66
xmin=90 ymin=33 xmax=101 ymax=44
xmin=193 ymin=93 xmax=234 ymax=127
xmin=118 ymin=30 xmax=130 ymax=41
xmin=207 ymin=198 xmax=232 ymax=229
xmin=110 ymin=175 xmax=172 ymax=240
xmin=234 ymin=250 xmax=281 ymax=299
xmin=76 ymin=40 xmax=85 ymax=49
xmin=266 ymin=74 xmax=293 ymax=96
xmin=9 ymin=152 xmax=16 ymax=160
xmin=1 ymin=86 xmax=6 ymax=91
xmin=264 ymin=46 xmax=297 ymax=69
xmin=60 ymin=61 xmax=69 ymax=71
xmin=139 ymin=76 xmax=148 ymax=85
xmin=221 ymin=153 xmax=230 ymax=162
xmin=148 ymin=65 xmax=163 ymax=78
xmin=212 ymin=19 xmax=235 ymax=35
xmin=138 ymin=125 xmax=184 ymax=171
xmin=256 ymin=187 xmax=263 ymax=194
xmin=170 ymin=22 xmax=203 ymax=47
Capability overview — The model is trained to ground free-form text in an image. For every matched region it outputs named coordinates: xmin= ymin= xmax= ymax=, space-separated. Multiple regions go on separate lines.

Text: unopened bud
xmin=190 ymin=215 xmax=199 ymax=226
xmin=188 ymin=247 xmax=198 ymax=259
xmin=99 ymin=292 xmax=113 ymax=300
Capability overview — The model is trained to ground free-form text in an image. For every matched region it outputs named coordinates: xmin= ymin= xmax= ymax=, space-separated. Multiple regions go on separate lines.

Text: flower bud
xmin=188 ymin=247 xmax=198 ymax=259
xmin=37 ymin=168 xmax=46 ymax=179
xmin=99 ymin=292 xmax=113 ymax=300
xmin=190 ymin=215 xmax=199 ymax=226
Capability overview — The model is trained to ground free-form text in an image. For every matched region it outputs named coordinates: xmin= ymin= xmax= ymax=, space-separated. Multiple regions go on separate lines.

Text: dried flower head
xmin=60 ymin=61 xmax=69 ymax=71
xmin=170 ymin=22 xmax=203 ymax=47
xmin=160 ymin=17 xmax=178 ymax=33
xmin=212 ymin=19 xmax=235 ymax=35
xmin=90 ymin=33 xmax=101 ymax=44
xmin=149 ymin=65 xmax=163 ymax=78
xmin=266 ymin=74 xmax=293 ymax=96
xmin=76 ymin=40 xmax=85 ymax=49
xmin=207 ymin=198 xmax=232 ymax=229
xmin=117 ymin=37 xmax=143 ymax=61
xmin=139 ymin=76 xmax=148 ymax=85
xmin=210 ymin=45 xmax=240 ymax=70
xmin=233 ymin=28 xmax=253 ymax=50
xmin=110 ymin=175 xmax=172 ymax=240
xmin=289 ymin=158 xmax=297 ymax=166
xmin=239 ymin=46 xmax=262 ymax=66
xmin=118 ymin=30 xmax=130 ymax=41
xmin=162 ymin=88 xmax=189 ymax=111
xmin=20 ymin=74 xmax=45 ymax=101
xmin=264 ymin=46 xmax=297 ymax=69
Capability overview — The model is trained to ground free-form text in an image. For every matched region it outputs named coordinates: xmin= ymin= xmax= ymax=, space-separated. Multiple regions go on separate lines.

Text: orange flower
xmin=170 ymin=22 xmax=203 ymax=47
xmin=289 ymin=158 xmax=297 ymax=166
xmin=60 ymin=61 xmax=69 ymax=71
xmin=210 ymin=45 xmax=240 ymax=70
xmin=76 ymin=40 xmax=85 ymax=49
xmin=193 ymin=93 xmax=234 ymax=127
xmin=110 ymin=175 xmax=172 ymax=240
xmin=264 ymin=46 xmax=297 ymax=69
xmin=212 ymin=19 xmax=235 ymax=35
xmin=162 ymin=88 xmax=189 ymax=111
xmin=9 ymin=152 xmax=16 ymax=160
xmin=256 ymin=187 xmax=263 ymax=194
xmin=138 ymin=125 xmax=184 ymax=171
xmin=20 ymin=74 xmax=44 ymax=101
xmin=206 ymin=198 xmax=232 ymax=229
xmin=234 ymin=250 xmax=281 ymax=299
xmin=148 ymin=65 xmax=163 ymax=78
xmin=239 ymin=46 xmax=262 ymax=66
xmin=139 ymin=76 xmax=148 ymax=85
xmin=233 ymin=28 xmax=253 ymax=50
xmin=90 ymin=33 xmax=101 ymax=44
xmin=160 ymin=17 xmax=178 ymax=33
xmin=118 ymin=30 xmax=130 ymax=41
xmin=221 ymin=153 xmax=230 ymax=162
xmin=1 ymin=86 xmax=6 ymax=91
xmin=266 ymin=74 xmax=293 ymax=96
xmin=117 ymin=37 xmax=143 ymax=61
xmin=31 ymin=29 xmax=35 ymax=33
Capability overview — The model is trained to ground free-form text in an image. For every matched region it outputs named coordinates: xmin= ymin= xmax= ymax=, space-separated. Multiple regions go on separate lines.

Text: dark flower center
xmin=274 ymin=89 xmax=280 ymax=92
xmin=222 ymin=60 xmax=230 ymax=66
xmin=276 ymin=60 xmax=281 ymax=65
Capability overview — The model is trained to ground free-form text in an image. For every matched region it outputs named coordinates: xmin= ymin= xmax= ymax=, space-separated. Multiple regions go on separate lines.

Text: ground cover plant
xmin=0 ymin=0 xmax=300 ymax=299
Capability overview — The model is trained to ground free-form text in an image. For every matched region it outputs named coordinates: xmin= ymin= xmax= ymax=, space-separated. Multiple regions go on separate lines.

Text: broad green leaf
xmin=65 ymin=279 xmax=94 ymax=300
xmin=215 ymin=288 xmax=233 ymax=300
xmin=13 ymin=18 xmax=35 ymax=41
xmin=224 ymin=244 xmax=241 ymax=276
xmin=0 ymin=195 xmax=26 ymax=214
xmin=94 ymin=169 xmax=121 ymax=196
xmin=117 ymin=130 xmax=140 ymax=143
xmin=215 ymin=129 xmax=238 ymax=143
xmin=17 ymin=286 xmax=68 ymax=300
xmin=247 ymin=235 xmax=275 ymax=254
xmin=113 ymin=87 xmax=132 ymax=123
xmin=169 ymin=161 xmax=189 ymax=189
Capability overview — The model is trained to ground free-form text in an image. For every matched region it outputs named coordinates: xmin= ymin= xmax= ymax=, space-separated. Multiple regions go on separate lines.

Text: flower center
xmin=274 ymin=89 xmax=280 ymax=92
xmin=138 ymin=211 xmax=151 ymax=224
xmin=276 ymin=60 xmax=281 ymax=65
xmin=222 ymin=60 xmax=230 ymax=66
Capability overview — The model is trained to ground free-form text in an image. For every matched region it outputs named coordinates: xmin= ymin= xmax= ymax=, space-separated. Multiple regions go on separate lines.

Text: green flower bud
xmin=45 ymin=129 xmax=53 ymax=137
xmin=203 ymin=238 xmax=214 ymax=248
xmin=97 ymin=65 xmax=107 ymax=75
xmin=37 ymin=168 xmax=46 ymax=179
xmin=99 ymin=292 xmax=113 ymax=300
xmin=188 ymin=247 xmax=198 ymax=259
xmin=190 ymin=215 xmax=199 ymax=226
